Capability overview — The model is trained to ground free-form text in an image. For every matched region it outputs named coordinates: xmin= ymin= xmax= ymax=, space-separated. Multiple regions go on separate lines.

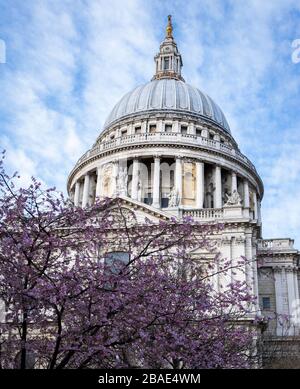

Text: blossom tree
xmin=0 ymin=152 xmax=260 ymax=369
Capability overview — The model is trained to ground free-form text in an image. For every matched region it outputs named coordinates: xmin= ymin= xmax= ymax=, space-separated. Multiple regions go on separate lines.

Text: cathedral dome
xmin=68 ymin=15 xmax=264 ymax=217
xmin=103 ymin=79 xmax=231 ymax=134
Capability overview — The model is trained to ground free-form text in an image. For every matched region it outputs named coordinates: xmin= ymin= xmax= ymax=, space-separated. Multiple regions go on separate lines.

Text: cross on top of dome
xmin=166 ymin=15 xmax=173 ymax=38
xmin=152 ymin=16 xmax=184 ymax=82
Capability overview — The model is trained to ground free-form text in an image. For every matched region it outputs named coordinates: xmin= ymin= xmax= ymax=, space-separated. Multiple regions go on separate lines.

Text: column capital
xmin=182 ymin=157 xmax=194 ymax=163
xmin=273 ymin=266 xmax=283 ymax=274
xmin=285 ymin=265 xmax=297 ymax=273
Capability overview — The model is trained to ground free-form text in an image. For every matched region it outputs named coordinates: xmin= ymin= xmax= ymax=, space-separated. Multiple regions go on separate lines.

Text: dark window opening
xmin=165 ymin=124 xmax=172 ymax=133
xmin=181 ymin=125 xmax=188 ymax=134
xmin=161 ymin=197 xmax=169 ymax=208
xmin=262 ymin=297 xmax=271 ymax=310
xmin=144 ymin=193 xmax=153 ymax=205
xmin=164 ymin=57 xmax=170 ymax=70
xmin=149 ymin=125 xmax=156 ymax=133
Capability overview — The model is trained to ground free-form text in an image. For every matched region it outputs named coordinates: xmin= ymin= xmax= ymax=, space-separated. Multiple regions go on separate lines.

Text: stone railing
xmin=74 ymin=132 xmax=257 ymax=173
xmin=180 ymin=208 xmax=224 ymax=220
xmin=257 ymin=239 xmax=295 ymax=250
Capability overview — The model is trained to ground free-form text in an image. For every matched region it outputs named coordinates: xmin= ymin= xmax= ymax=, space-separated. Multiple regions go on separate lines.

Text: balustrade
xmin=72 ymin=132 xmax=257 ymax=175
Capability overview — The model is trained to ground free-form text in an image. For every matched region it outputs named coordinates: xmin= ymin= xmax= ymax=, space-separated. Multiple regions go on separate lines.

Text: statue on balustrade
xmin=225 ymin=190 xmax=242 ymax=206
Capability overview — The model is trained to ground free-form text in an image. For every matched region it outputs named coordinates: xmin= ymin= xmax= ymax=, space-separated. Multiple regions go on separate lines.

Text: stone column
xmin=196 ymin=161 xmax=205 ymax=208
xmin=175 ymin=157 xmax=183 ymax=205
xmin=112 ymin=161 xmax=119 ymax=196
xmin=220 ymin=237 xmax=232 ymax=290
xmin=253 ymin=192 xmax=258 ymax=220
xmin=274 ymin=267 xmax=285 ymax=336
xmin=258 ymin=200 xmax=262 ymax=224
xmin=74 ymin=181 xmax=80 ymax=207
xmin=293 ymin=268 xmax=300 ymax=331
xmin=245 ymin=234 xmax=253 ymax=291
xmin=95 ymin=167 xmax=102 ymax=199
xmin=231 ymin=172 xmax=237 ymax=193
xmin=82 ymin=174 xmax=90 ymax=208
xmin=231 ymin=237 xmax=246 ymax=284
xmin=243 ymin=180 xmax=250 ymax=208
xmin=214 ymin=165 xmax=222 ymax=208
xmin=286 ymin=267 xmax=297 ymax=334
xmin=131 ymin=158 xmax=139 ymax=201
xmin=152 ymin=156 xmax=161 ymax=208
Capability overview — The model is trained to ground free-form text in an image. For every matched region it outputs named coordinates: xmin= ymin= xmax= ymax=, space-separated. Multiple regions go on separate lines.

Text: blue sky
xmin=0 ymin=0 xmax=300 ymax=246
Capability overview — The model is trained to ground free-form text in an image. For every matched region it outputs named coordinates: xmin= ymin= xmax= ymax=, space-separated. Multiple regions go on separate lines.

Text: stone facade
xmin=67 ymin=17 xmax=300 ymax=343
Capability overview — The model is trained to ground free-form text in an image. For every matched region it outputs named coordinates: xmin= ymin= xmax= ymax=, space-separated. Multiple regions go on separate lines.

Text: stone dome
xmin=104 ymin=78 xmax=231 ymax=134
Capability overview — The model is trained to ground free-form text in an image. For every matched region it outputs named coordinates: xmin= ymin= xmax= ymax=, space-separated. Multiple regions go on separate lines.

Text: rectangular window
xmin=164 ymin=57 xmax=170 ymax=70
xmin=165 ymin=124 xmax=172 ymax=133
xmin=149 ymin=124 xmax=156 ymax=133
xmin=104 ymin=252 xmax=130 ymax=274
xmin=135 ymin=126 xmax=141 ymax=134
xmin=181 ymin=125 xmax=188 ymax=134
xmin=262 ymin=297 xmax=271 ymax=310
xmin=196 ymin=129 xmax=202 ymax=137
xmin=121 ymin=129 xmax=127 ymax=136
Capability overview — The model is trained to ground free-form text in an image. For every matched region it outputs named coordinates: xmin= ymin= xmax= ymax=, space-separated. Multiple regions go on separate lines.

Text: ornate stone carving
xmin=225 ymin=190 xmax=242 ymax=206
xmin=168 ymin=187 xmax=179 ymax=207
xmin=221 ymin=236 xmax=232 ymax=246
xmin=273 ymin=266 xmax=283 ymax=274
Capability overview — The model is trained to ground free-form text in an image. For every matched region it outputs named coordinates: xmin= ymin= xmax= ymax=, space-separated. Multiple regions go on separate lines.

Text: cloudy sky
xmin=0 ymin=0 xmax=300 ymax=246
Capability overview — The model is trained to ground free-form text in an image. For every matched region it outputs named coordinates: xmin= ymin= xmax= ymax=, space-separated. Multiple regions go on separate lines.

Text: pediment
xmin=107 ymin=196 xmax=172 ymax=224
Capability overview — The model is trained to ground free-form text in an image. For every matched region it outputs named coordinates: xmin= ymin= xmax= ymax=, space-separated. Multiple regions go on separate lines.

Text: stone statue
xmin=225 ymin=190 xmax=242 ymax=206
xmin=168 ymin=187 xmax=179 ymax=207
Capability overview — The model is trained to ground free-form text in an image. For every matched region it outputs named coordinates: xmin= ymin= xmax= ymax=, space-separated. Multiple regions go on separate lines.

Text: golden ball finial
xmin=166 ymin=15 xmax=173 ymax=38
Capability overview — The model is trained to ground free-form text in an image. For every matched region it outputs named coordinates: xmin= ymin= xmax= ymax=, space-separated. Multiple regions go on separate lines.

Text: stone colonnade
xmin=72 ymin=156 xmax=259 ymax=216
